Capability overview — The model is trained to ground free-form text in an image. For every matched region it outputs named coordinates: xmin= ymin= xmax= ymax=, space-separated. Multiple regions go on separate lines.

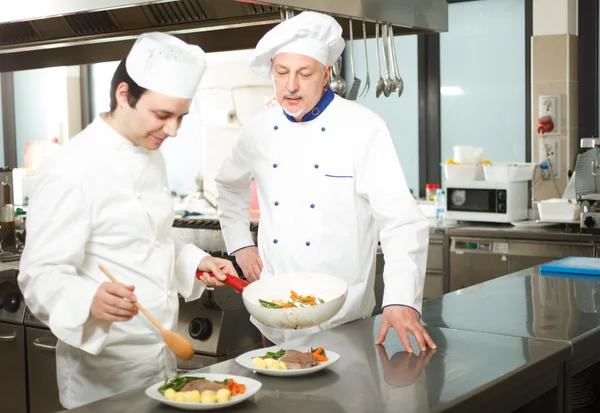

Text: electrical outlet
xmin=538 ymin=95 xmax=561 ymax=135
xmin=539 ymin=137 xmax=561 ymax=179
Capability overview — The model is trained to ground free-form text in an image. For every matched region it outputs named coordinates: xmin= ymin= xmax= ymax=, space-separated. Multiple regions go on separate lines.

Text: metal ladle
xmin=381 ymin=23 xmax=393 ymax=97
xmin=346 ymin=19 xmax=361 ymax=100
xmin=374 ymin=23 xmax=385 ymax=98
xmin=329 ymin=57 xmax=346 ymax=97
xmin=388 ymin=24 xmax=404 ymax=97
xmin=359 ymin=20 xmax=371 ymax=98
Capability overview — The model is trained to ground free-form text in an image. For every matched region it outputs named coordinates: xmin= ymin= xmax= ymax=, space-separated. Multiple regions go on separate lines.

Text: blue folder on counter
xmin=540 ymin=257 xmax=600 ymax=277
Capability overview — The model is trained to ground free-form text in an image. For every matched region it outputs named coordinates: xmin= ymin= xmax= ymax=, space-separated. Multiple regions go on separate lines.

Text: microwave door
xmin=447 ymin=188 xmax=498 ymax=213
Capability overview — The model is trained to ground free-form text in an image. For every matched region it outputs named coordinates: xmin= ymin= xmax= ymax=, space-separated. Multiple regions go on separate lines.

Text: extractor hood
xmin=0 ymin=0 xmax=448 ymax=73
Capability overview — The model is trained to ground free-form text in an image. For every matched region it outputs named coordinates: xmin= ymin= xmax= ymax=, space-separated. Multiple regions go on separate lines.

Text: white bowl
xmin=242 ymin=272 xmax=348 ymax=330
xmin=442 ymin=163 xmax=484 ymax=181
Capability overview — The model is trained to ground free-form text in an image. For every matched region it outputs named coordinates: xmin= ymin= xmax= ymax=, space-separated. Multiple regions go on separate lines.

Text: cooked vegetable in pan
xmin=259 ymin=290 xmax=325 ymax=308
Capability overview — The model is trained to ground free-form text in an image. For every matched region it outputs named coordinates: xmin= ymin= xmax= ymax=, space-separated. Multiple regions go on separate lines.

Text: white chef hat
xmin=125 ymin=32 xmax=207 ymax=99
xmin=249 ymin=11 xmax=345 ymax=79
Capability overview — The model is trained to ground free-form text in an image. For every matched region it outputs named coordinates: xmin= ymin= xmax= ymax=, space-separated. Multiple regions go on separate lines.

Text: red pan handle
xmin=195 ymin=271 xmax=248 ymax=293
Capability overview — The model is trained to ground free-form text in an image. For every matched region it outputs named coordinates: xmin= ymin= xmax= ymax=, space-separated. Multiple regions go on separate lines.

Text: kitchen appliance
xmin=172 ymin=218 xmax=263 ymax=371
xmin=445 ymin=180 xmax=529 ymax=223
xmin=0 ymin=265 xmax=63 ymax=413
xmin=0 ymin=267 xmax=27 ymax=413
xmin=449 ymin=237 xmax=509 ymax=291
xmin=0 ymin=167 xmax=14 ymax=205
xmin=574 ymin=138 xmax=600 ymax=232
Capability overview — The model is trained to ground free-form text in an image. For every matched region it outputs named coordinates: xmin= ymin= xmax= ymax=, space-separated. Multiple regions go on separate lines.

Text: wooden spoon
xmin=98 ymin=264 xmax=195 ymax=361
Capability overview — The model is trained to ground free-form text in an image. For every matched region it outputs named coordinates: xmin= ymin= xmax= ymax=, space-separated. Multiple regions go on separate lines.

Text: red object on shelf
xmin=537 ymin=115 xmax=555 ymax=134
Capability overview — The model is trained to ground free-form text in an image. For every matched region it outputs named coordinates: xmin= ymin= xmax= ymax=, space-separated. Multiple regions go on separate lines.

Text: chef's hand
xmin=196 ymin=256 xmax=238 ymax=288
xmin=233 ymin=246 xmax=263 ymax=282
xmin=375 ymin=306 xmax=437 ymax=352
xmin=90 ymin=282 xmax=139 ymax=322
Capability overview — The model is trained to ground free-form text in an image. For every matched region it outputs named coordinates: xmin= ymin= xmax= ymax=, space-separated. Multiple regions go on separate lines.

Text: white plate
xmin=235 ymin=346 xmax=340 ymax=377
xmin=511 ymin=220 xmax=558 ymax=228
xmin=145 ymin=373 xmax=261 ymax=411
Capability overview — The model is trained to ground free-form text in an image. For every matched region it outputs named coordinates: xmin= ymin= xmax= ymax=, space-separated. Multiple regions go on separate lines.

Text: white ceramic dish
xmin=511 ymin=220 xmax=557 ymax=228
xmin=236 ymin=346 xmax=340 ymax=377
xmin=242 ymin=272 xmax=348 ymax=329
xmin=145 ymin=373 xmax=261 ymax=411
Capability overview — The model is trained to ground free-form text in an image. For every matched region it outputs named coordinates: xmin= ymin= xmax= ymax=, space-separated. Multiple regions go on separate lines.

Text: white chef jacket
xmin=18 ymin=116 xmax=209 ymax=409
xmin=215 ymin=89 xmax=429 ymax=344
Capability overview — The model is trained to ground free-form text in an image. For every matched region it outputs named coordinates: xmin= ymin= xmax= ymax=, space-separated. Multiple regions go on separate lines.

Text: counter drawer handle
xmin=178 ymin=368 xmax=197 ymax=372
xmin=0 ymin=333 xmax=16 ymax=341
xmin=33 ymin=338 xmax=57 ymax=352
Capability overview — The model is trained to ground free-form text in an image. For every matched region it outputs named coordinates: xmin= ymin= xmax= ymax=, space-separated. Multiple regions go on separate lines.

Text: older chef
xmin=19 ymin=32 xmax=237 ymax=409
xmin=215 ymin=12 xmax=436 ymax=352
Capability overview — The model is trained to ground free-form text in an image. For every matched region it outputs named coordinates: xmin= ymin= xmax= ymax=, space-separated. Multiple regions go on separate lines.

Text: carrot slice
xmin=282 ymin=303 xmax=294 ymax=308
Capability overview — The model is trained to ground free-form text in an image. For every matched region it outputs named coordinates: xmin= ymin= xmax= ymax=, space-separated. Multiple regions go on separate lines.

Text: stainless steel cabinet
xmin=450 ymin=237 xmax=509 ymax=291
xmin=372 ymin=249 xmax=384 ymax=316
xmin=26 ymin=327 xmax=62 ymax=413
xmin=508 ymin=240 xmax=595 ymax=273
xmin=0 ymin=322 xmax=27 ymax=413
xmin=425 ymin=235 xmax=445 ymax=299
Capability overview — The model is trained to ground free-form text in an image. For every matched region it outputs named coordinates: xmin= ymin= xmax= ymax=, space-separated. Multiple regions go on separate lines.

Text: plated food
xmin=236 ymin=346 xmax=340 ymax=377
xmin=145 ymin=373 xmax=261 ymax=411
xmin=251 ymin=347 xmax=328 ymax=370
xmin=158 ymin=374 xmax=246 ymax=403
xmin=259 ymin=290 xmax=325 ymax=309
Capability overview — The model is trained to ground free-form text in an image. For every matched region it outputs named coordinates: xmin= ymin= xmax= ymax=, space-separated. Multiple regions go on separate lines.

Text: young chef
xmin=215 ymin=12 xmax=436 ymax=352
xmin=18 ymin=32 xmax=237 ymax=409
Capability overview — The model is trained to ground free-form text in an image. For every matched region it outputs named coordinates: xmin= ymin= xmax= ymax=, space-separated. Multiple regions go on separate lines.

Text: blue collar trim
xmin=283 ymin=87 xmax=334 ymax=123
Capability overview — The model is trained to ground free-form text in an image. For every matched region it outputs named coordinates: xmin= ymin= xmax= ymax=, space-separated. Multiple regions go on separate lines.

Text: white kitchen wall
xmin=342 ymin=34 xmax=419 ymax=195
xmin=440 ymin=0 xmax=526 ymax=166
xmin=195 ymin=49 xmax=273 ymax=202
xmin=13 ymin=67 xmax=69 ymax=167
xmin=90 ymin=61 xmax=120 ymax=116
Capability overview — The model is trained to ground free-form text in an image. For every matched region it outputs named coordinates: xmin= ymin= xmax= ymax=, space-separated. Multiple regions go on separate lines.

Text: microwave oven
xmin=445 ymin=180 xmax=529 ymax=223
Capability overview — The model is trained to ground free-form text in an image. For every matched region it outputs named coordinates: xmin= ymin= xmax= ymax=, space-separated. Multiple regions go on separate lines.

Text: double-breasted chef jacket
xmin=19 ymin=116 xmax=209 ymax=409
xmin=215 ymin=87 xmax=430 ymax=344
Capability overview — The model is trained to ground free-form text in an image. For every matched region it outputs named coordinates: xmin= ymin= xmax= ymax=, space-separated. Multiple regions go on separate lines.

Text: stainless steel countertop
xmin=422 ymin=266 xmax=600 ymax=373
xmin=445 ymin=224 xmax=600 ymax=243
xmin=66 ymin=315 xmax=570 ymax=413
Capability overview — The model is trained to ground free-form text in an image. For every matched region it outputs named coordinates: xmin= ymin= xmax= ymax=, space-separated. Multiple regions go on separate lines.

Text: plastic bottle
xmin=435 ymin=188 xmax=446 ymax=229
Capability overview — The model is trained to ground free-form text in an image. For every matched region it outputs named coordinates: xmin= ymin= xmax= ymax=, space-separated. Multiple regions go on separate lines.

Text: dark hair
xmin=109 ymin=58 xmax=148 ymax=113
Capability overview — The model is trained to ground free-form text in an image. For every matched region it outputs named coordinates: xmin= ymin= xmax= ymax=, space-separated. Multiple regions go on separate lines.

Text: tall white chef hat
xmin=125 ymin=32 xmax=207 ymax=99
xmin=249 ymin=11 xmax=345 ymax=79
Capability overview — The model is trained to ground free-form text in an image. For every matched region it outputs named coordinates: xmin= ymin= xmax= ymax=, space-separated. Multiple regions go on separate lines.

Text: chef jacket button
xmin=310 ymin=203 xmax=315 ymax=209
xmin=314 ymin=164 xmax=319 ymax=169
xmin=273 ymin=163 xmax=278 ymax=168
xmin=274 ymin=125 xmax=279 ymax=130
xmin=321 ymin=127 xmax=326 ymax=132
xmin=167 ymin=237 xmax=172 ymax=243
xmin=134 ymin=191 xmax=140 ymax=198
xmin=306 ymin=241 xmax=311 ymax=246
xmin=167 ymin=290 xmax=172 ymax=296
xmin=273 ymin=239 xmax=278 ymax=244
xmin=274 ymin=201 xmax=279 ymax=206
xmin=155 ymin=241 xmax=159 ymax=247
xmin=162 ymin=187 xmax=169 ymax=193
